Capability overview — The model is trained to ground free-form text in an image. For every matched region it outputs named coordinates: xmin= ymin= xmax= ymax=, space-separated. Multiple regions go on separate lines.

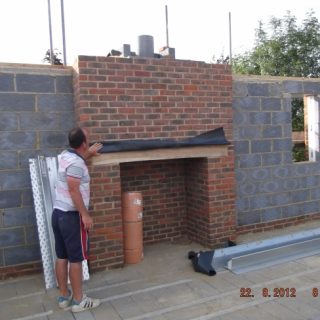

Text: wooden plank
xmin=91 ymin=145 xmax=229 ymax=166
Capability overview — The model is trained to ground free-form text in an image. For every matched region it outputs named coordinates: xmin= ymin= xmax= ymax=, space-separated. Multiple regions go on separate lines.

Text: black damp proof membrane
xmin=97 ymin=127 xmax=230 ymax=153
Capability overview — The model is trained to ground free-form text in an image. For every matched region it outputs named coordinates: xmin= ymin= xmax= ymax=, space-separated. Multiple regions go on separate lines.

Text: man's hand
xmin=81 ymin=212 xmax=94 ymax=231
xmin=85 ymin=142 xmax=103 ymax=160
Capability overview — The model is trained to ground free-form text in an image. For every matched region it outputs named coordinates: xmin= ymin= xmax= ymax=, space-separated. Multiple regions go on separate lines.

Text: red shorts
xmin=51 ymin=208 xmax=89 ymax=262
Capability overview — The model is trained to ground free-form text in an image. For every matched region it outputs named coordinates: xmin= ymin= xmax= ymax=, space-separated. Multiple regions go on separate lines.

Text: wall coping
xmin=233 ymin=74 xmax=320 ymax=82
xmin=0 ymin=62 xmax=73 ymax=75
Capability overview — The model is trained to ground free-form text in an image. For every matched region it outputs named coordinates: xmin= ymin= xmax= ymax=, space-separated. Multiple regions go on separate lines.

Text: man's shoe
xmin=57 ymin=290 xmax=72 ymax=308
xmin=71 ymin=294 xmax=100 ymax=313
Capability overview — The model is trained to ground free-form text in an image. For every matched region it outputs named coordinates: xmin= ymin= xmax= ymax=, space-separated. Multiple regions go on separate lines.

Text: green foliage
xmin=43 ymin=49 xmax=63 ymax=65
xmin=292 ymin=144 xmax=308 ymax=162
xmin=291 ymin=98 xmax=304 ymax=131
xmin=232 ymin=10 xmax=320 ymax=77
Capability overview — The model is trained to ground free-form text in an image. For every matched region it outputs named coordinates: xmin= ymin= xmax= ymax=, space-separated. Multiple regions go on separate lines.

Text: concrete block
xmin=0 ymin=112 xmax=18 ymax=131
xmin=261 ymin=97 xmax=282 ymax=111
xmin=0 ymin=151 xmax=18 ymax=169
xmin=282 ymin=125 xmax=292 ymax=138
xmin=303 ymin=200 xmax=320 ymax=214
xmin=238 ymin=154 xmax=261 ymax=168
xmin=251 ymin=140 xmax=272 ymax=153
xmin=283 ymin=97 xmax=293 ymax=111
xmin=16 ymin=74 xmax=54 ymax=92
xmin=20 ymin=112 xmax=59 ymax=130
xmin=239 ymin=126 xmax=261 ymax=139
xmin=261 ymin=153 xmax=282 ymax=166
xmin=25 ymin=226 xmax=39 ymax=244
xmin=269 ymin=82 xmax=282 ymax=97
xmin=0 ymin=190 xmax=22 ymax=208
xmin=251 ymin=167 xmax=270 ymax=180
xmin=233 ymin=112 xmax=248 ymax=125
xmin=282 ymin=204 xmax=301 ymax=218
xmin=235 ymin=169 xmax=248 ymax=183
xmin=232 ymin=82 xmax=248 ymax=97
xmin=250 ymin=194 xmax=273 ymax=210
xmin=261 ymin=207 xmax=282 ymax=222
xmin=258 ymin=180 xmax=280 ymax=193
xmin=233 ymin=141 xmax=249 ymax=154
xmin=56 ymin=75 xmax=73 ymax=93
xmin=283 ymin=80 xmax=303 ymax=93
xmin=305 ymin=175 xmax=320 ymax=188
xmin=271 ymin=166 xmax=292 ymax=178
xmin=0 ymin=131 xmax=36 ymax=150
xmin=272 ymin=111 xmax=291 ymax=124
xmin=283 ymin=178 xmax=299 ymax=191
xmin=249 ymin=112 xmax=271 ymax=125
xmin=272 ymin=192 xmax=292 ymax=206
xmin=39 ymin=131 xmax=68 ymax=148
xmin=290 ymin=189 xmax=309 ymax=202
xmin=237 ymin=211 xmax=261 ymax=225
xmin=4 ymin=244 xmax=41 ymax=265
xmin=239 ymin=182 xmax=257 ymax=196
xmin=273 ymin=138 xmax=292 ymax=151
xmin=38 ymin=94 xmax=74 ymax=112
xmin=235 ymin=197 xmax=250 ymax=211
xmin=303 ymin=81 xmax=320 ymax=94
xmin=58 ymin=112 xmax=75 ymax=130
xmin=19 ymin=149 xmax=54 ymax=168
xmin=19 ymin=149 xmax=58 ymax=168
xmin=0 ymin=170 xmax=31 ymax=190
xmin=233 ymin=97 xmax=260 ymax=111
xmin=310 ymin=188 xmax=320 ymax=200
xmin=247 ymin=83 xmax=269 ymax=96
xmin=293 ymin=163 xmax=312 ymax=176
xmin=0 ymin=228 xmax=24 ymax=247
xmin=3 ymin=207 xmax=36 ymax=227
xmin=0 ymin=74 xmax=14 ymax=91
xmin=22 ymin=189 xmax=33 ymax=206
xmin=283 ymin=151 xmax=293 ymax=163
xmin=0 ymin=93 xmax=35 ymax=111
xmin=262 ymin=125 xmax=282 ymax=138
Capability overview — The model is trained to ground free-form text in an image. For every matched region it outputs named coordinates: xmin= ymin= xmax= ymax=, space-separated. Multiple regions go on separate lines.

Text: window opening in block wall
xmin=292 ymin=95 xmax=320 ymax=162
xmin=292 ymin=97 xmax=308 ymax=162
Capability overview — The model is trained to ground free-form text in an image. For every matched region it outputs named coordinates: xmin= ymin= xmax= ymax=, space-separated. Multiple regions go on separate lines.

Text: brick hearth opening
xmin=73 ymin=55 xmax=236 ymax=272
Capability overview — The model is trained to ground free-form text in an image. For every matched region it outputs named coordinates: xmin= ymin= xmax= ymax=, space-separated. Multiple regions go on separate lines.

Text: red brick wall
xmin=121 ymin=160 xmax=186 ymax=243
xmin=73 ymin=55 xmax=235 ymax=271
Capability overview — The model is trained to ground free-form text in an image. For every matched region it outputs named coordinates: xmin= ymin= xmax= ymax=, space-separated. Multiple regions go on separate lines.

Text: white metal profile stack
xmin=29 ymin=156 xmax=89 ymax=289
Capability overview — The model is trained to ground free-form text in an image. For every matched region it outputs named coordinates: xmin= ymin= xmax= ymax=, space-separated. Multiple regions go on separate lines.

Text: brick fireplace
xmin=73 ymin=56 xmax=236 ymax=272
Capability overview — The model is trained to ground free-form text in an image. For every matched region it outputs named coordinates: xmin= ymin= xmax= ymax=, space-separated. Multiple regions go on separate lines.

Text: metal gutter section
xmin=29 ymin=156 xmax=90 ymax=289
xmin=228 ymin=237 xmax=320 ymax=274
xmin=211 ymin=228 xmax=320 ymax=274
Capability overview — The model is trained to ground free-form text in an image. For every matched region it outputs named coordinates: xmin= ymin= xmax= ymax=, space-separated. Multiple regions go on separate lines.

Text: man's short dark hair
xmin=68 ymin=127 xmax=86 ymax=148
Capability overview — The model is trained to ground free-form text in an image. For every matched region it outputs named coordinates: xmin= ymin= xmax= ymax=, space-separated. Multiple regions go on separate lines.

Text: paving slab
xmin=2 ymin=231 xmax=320 ymax=320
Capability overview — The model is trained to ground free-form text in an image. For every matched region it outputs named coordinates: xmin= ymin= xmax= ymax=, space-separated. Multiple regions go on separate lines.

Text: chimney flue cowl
xmin=138 ymin=35 xmax=154 ymax=58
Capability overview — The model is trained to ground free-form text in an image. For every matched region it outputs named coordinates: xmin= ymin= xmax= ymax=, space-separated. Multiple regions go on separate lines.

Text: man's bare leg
xmin=55 ymin=258 xmax=69 ymax=297
xmin=69 ymin=262 xmax=83 ymax=302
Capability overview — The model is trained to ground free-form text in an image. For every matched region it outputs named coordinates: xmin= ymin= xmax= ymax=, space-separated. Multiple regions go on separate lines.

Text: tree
xmin=43 ymin=48 xmax=63 ymax=65
xmin=232 ymin=10 xmax=320 ymax=77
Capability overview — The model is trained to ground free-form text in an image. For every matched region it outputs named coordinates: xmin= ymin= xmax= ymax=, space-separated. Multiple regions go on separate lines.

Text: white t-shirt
xmin=54 ymin=149 xmax=90 ymax=211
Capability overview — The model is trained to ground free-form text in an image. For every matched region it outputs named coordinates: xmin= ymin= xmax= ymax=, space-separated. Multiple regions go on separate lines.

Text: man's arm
xmin=67 ymin=176 xmax=93 ymax=230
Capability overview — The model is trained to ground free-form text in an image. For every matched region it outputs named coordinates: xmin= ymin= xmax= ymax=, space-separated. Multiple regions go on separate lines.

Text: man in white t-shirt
xmin=52 ymin=127 xmax=102 ymax=313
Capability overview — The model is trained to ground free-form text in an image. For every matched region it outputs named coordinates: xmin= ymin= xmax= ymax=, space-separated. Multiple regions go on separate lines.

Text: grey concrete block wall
xmin=233 ymin=76 xmax=320 ymax=227
xmin=0 ymin=63 xmax=75 ymax=269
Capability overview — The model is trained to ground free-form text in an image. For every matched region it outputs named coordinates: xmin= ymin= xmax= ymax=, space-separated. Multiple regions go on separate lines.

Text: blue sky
xmin=0 ymin=0 xmax=319 ymax=65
